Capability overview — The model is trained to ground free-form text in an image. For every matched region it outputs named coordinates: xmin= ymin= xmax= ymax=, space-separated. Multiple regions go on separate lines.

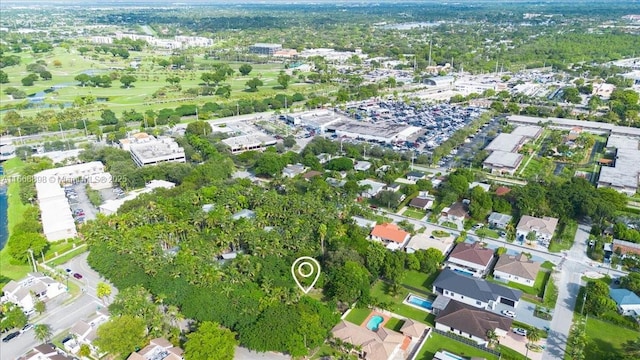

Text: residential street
xmin=542 ymin=223 xmax=627 ymax=360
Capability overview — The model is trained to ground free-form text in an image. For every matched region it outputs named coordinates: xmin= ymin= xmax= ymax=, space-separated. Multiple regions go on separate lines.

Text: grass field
xmin=415 ymin=333 xmax=499 ymax=360
xmin=384 ymin=317 xmax=405 ymax=332
xmin=403 ymin=208 xmax=426 ymax=219
xmin=549 ymin=220 xmax=578 ymax=253
xmin=581 ymin=317 xmax=639 ymax=359
xmin=0 ymin=47 xmax=331 ymax=123
xmin=476 ymin=227 xmax=500 ymax=239
xmin=344 ymin=307 xmax=371 ymax=325
xmin=0 ymin=158 xmax=31 ymax=286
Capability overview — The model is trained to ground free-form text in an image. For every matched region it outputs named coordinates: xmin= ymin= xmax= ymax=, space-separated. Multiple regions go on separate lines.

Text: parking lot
xmin=65 ymin=182 xmax=98 ymax=224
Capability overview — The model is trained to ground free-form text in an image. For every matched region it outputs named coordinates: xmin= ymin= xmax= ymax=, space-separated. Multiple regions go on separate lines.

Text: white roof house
xmin=358 ymin=179 xmax=386 ymax=198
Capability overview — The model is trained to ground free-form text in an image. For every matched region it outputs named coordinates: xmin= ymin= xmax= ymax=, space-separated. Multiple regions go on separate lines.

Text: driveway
xmin=492 ymin=300 xmax=551 ymax=330
xmin=501 ymin=332 xmax=544 ymax=360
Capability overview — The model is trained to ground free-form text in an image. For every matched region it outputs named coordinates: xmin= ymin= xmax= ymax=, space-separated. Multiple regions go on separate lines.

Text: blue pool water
xmin=407 ymin=295 xmax=433 ymax=310
xmin=454 ymin=269 xmax=474 ymax=277
xmin=366 ymin=315 xmax=384 ymax=331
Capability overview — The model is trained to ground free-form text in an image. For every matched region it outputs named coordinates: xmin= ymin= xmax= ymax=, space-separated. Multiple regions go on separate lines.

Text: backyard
xmin=416 ymin=333 xmax=499 ymax=360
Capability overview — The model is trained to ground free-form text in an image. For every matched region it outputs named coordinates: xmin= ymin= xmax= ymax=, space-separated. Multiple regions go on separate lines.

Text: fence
xmin=432 ymin=328 xmax=502 ymax=357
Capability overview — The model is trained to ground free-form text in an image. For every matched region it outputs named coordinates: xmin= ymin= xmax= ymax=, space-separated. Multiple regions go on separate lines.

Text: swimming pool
xmin=407 ymin=294 xmax=433 ymax=310
xmin=453 ymin=269 xmax=474 ymax=277
xmin=366 ymin=315 xmax=384 ymax=331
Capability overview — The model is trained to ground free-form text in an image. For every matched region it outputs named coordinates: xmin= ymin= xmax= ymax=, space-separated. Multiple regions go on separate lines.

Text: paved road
xmin=234 ymin=347 xmax=290 ymax=360
xmin=2 ymin=293 xmax=101 ymax=360
xmin=3 ymin=253 xmax=117 ymax=360
xmin=541 ymin=223 xmax=628 ymax=360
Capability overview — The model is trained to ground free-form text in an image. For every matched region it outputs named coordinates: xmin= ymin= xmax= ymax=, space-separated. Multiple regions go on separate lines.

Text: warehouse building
xmin=598 ymin=135 xmax=640 ymax=196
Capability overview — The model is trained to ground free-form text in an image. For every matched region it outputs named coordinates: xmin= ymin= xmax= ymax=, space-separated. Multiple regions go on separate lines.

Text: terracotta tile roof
xmin=435 ymin=300 xmax=513 ymax=340
xmin=494 ymin=253 xmax=541 ymax=281
xmin=448 ymin=242 xmax=495 ymax=267
xmin=371 ymin=223 xmax=410 ymax=243
xmin=399 ymin=319 xmax=427 ymax=338
xmin=495 ymin=186 xmax=511 ymax=196
xmin=516 ymin=215 xmax=558 ymax=237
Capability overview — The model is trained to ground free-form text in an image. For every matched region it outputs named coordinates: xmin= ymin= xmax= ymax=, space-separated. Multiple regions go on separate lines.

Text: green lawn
xmin=441 ymin=221 xmax=459 ymax=230
xmin=47 ymin=245 xmax=88 ymax=267
xmin=476 ymin=228 xmax=500 ymax=239
xmin=384 ymin=317 xmax=405 ymax=332
xmin=344 ymin=307 xmax=371 ymax=325
xmin=581 ymin=317 xmax=640 ymax=360
xmin=404 ymin=208 xmax=426 ymax=219
xmin=402 ymin=270 xmax=439 ymax=295
xmin=415 ymin=333 xmax=499 ymax=360
xmin=549 ymin=220 xmax=578 ymax=253
xmin=1 ymin=159 xmax=31 ymax=286
xmin=371 ymin=281 xmax=436 ymax=326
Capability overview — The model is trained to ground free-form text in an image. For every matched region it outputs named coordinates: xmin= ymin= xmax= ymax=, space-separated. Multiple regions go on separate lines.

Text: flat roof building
xmin=35 ymin=179 xmax=77 ymax=241
xmin=511 ymin=125 xmax=543 ymax=140
xmin=330 ymin=121 xmax=421 ymax=144
xmin=249 ymin=43 xmax=283 ymax=55
xmin=483 ymin=151 xmax=524 ymax=175
xmin=508 ymin=115 xmax=640 ymax=137
xmin=221 ymin=134 xmax=277 ymax=154
xmin=485 ymin=133 xmax=526 ymax=153
xmin=99 ymin=180 xmax=175 ymax=215
xmin=129 ymin=138 xmax=186 ymax=167
xmin=598 ymin=135 xmax=640 ymax=196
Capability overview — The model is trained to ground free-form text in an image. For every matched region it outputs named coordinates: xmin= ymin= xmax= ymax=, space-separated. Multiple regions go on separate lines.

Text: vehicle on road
xmin=21 ymin=324 xmax=33 ymax=333
xmin=2 ymin=331 xmax=20 ymax=342
xmin=502 ymin=310 xmax=516 ymax=318
xmin=513 ymin=328 xmax=527 ymax=336
xmin=73 ymin=273 xmax=83 ymax=279
xmin=65 ymin=268 xmax=72 ymax=273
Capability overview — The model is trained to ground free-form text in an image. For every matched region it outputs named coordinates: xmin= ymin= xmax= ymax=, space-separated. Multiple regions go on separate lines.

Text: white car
xmin=513 ymin=328 xmax=527 ymax=336
xmin=502 ymin=310 xmax=516 ymax=318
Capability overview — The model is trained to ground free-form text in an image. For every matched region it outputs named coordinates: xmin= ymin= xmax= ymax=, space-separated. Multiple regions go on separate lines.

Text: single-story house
xmin=1 ymin=273 xmax=66 ymax=313
xmin=469 ymin=182 xmax=491 ymax=192
xmin=386 ymin=183 xmax=401 ymax=192
xmin=127 ymin=338 xmax=184 ymax=360
xmin=354 ymin=161 xmax=372 ymax=171
xmin=488 ymin=212 xmax=513 ymax=230
xmin=409 ymin=197 xmax=433 ymax=211
xmin=445 ymin=242 xmax=495 ymax=278
xmin=610 ymin=288 xmax=640 ymax=317
xmin=516 ymin=215 xmax=559 ymax=247
xmin=613 ymin=239 xmax=640 ymax=257
xmin=432 ymin=269 xmax=522 ymax=310
xmin=317 ymin=153 xmax=332 ymax=164
xmin=331 ymin=320 xmax=405 ymax=360
xmin=406 ymin=171 xmax=426 ymax=182
xmin=370 ymin=223 xmax=411 ymax=250
xmin=302 ymin=170 xmax=322 ymax=180
xmin=493 ymin=253 xmax=541 ymax=286
xmin=435 ymin=300 xmax=512 ymax=347
xmin=359 ymin=179 xmax=387 ymax=198
xmin=282 ymin=164 xmax=307 ymax=178
xmin=441 ymin=202 xmax=470 ymax=222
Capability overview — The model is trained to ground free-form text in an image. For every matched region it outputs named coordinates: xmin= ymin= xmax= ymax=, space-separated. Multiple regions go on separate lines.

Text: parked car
xmin=73 ymin=273 xmax=83 ymax=279
xmin=2 ymin=331 xmax=20 ymax=342
xmin=513 ymin=328 xmax=527 ymax=336
xmin=65 ymin=268 xmax=72 ymax=273
xmin=21 ymin=324 xmax=33 ymax=333
xmin=502 ymin=310 xmax=516 ymax=318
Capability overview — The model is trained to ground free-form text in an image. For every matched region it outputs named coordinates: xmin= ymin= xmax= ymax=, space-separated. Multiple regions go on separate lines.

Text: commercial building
xmin=221 ymin=134 xmax=277 ymax=154
xmin=598 ymin=135 xmax=640 ymax=196
xmin=249 ymin=43 xmax=283 ymax=55
xmin=283 ymin=110 xmax=347 ymax=133
xmin=128 ymin=137 xmax=186 ymax=167
xmin=483 ymin=151 xmax=524 ymax=175
xmin=330 ymin=121 xmax=422 ymax=144
xmin=508 ymin=115 xmax=640 ymax=137
xmin=485 ymin=133 xmax=526 ymax=153
xmin=99 ymin=180 xmax=175 ymax=215
xmin=511 ymin=125 xmax=543 ymax=140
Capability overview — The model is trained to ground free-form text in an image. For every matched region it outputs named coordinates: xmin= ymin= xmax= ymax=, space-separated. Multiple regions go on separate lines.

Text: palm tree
xmin=525 ymin=328 xmax=541 ymax=359
xmin=33 ymin=324 xmax=52 ymax=343
xmin=486 ymin=329 xmax=499 ymax=348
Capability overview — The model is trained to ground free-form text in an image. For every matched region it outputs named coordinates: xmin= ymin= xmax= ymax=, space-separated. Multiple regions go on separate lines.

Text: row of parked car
xmin=2 ymin=323 xmax=33 ymax=343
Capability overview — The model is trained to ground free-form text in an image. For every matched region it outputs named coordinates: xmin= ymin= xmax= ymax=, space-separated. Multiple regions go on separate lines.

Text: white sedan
xmin=501 ymin=310 xmax=516 ymax=318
